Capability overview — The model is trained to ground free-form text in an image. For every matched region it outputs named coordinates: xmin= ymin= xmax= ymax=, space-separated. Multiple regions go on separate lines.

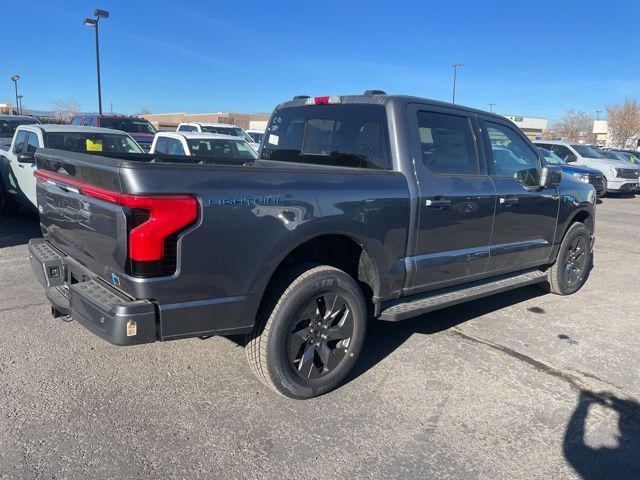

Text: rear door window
xmin=168 ymin=138 xmax=185 ymax=155
xmin=261 ymin=104 xmax=391 ymax=169
xmin=416 ymin=111 xmax=479 ymax=175
xmin=25 ymin=132 xmax=40 ymax=153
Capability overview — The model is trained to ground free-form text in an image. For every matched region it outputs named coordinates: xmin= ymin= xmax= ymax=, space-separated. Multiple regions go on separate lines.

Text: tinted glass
xmin=187 ymin=138 xmax=258 ymax=159
xmin=99 ymin=118 xmax=156 ymax=134
xmin=13 ymin=130 xmax=28 ymax=154
xmin=538 ymin=148 xmax=565 ymax=165
xmin=261 ymin=104 xmax=390 ymax=169
xmin=548 ymin=145 xmax=573 ymax=161
xmin=486 ymin=122 xmax=540 ymax=185
xmin=0 ymin=119 xmax=38 ymax=137
xmin=154 ymin=137 xmax=170 ymax=153
xmin=168 ymin=139 xmax=185 ymax=155
xmin=25 ymin=132 xmax=39 ymax=153
xmin=178 ymin=125 xmax=197 ymax=132
xmin=44 ymin=132 xmax=143 ymax=153
xmin=417 ymin=111 xmax=478 ymax=175
xmin=248 ymin=132 xmax=264 ymax=143
xmin=571 ymin=144 xmax=604 ymax=158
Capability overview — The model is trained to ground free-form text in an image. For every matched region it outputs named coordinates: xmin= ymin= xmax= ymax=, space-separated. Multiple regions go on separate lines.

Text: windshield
xmin=44 ymin=132 xmax=143 ymax=153
xmin=602 ymin=150 xmax=625 ymax=161
xmin=186 ymin=138 xmax=258 ymax=159
xmin=617 ymin=152 xmax=640 ymax=164
xmin=538 ymin=148 xmax=565 ymax=165
xmin=201 ymin=126 xmax=253 ymax=142
xmin=99 ymin=118 xmax=156 ymax=135
xmin=571 ymin=144 xmax=605 ymax=158
xmin=0 ymin=118 xmax=38 ymax=137
xmin=260 ymin=104 xmax=391 ymax=169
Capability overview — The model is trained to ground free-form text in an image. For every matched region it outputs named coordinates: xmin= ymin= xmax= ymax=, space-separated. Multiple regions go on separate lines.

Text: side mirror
xmin=565 ymin=153 xmax=577 ymax=163
xmin=17 ymin=152 xmax=35 ymax=164
xmin=540 ymin=165 xmax=562 ymax=188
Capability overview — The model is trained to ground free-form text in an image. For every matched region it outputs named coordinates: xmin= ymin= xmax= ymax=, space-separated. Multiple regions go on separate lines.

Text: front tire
xmin=246 ymin=264 xmax=367 ymax=399
xmin=545 ymin=222 xmax=592 ymax=295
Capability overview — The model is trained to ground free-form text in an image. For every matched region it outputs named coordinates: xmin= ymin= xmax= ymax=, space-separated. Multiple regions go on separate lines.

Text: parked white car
xmin=149 ymin=131 xmax=258 ymax=160
xmin=0 ymin=124 xmax=143 ymax=213
xmin=246 ymin=129 xmax=265 ymax=145
xmin=534 ymin=140 xmax=640 ymax=194
xmin=176 ymin=122 xmax=260 ymax=151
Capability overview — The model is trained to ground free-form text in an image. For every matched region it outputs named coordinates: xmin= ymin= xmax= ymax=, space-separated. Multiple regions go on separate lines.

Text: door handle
xmin=425 ymin=198 xmax=451 ymax=208
xmin=17 ymin=164 xmax=25 ymax=169
xmin=499 ymin=196 xmax=519 ymax=206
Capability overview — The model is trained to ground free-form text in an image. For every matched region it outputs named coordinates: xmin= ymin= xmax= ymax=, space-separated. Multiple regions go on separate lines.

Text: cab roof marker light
xmin=305 ymin=96 xmax=342 ymax=105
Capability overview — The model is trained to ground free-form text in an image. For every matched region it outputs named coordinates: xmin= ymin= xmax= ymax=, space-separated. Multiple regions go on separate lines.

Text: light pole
xmin=451 ymin=63 xmax=463 ymax=104
xmin=489 ymin=103 xmax=496 ymax=112
xmin=84 ymin=8 xmax=109 ymax=115
xmin=10 ymin=75 xmax=20 ymax=115
xmin=595 ymin=110 xmax=602 ymax=121
xmin=17 ymin=95 xmax=23 ymax=115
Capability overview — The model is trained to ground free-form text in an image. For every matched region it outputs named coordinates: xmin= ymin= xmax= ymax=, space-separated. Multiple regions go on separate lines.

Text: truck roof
xmin=158 ymin=131 xmax=244 ymax=141
xmin=275 ymin=93 xmax=508 ymax=122
xmin=26 ymin=124 xmax=132 ymax=135
xmin=0 ymin=114 xmax=40 ymax=122
xmin=178 ymin=122 xmax=244 ymax=129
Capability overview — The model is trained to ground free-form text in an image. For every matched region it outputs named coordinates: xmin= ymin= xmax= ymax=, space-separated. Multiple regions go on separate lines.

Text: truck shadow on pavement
xmin=344 ymin=285 xmax=547 ymax=386
xmin=0 ymin=211 xmax=41 ymax=249
xmin=564 ymin=390 xmax=640 ymax=480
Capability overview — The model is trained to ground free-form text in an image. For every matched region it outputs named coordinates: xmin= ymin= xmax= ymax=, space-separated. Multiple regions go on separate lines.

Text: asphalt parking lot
xmin=1 ymin=197 xmax=639 ymax=480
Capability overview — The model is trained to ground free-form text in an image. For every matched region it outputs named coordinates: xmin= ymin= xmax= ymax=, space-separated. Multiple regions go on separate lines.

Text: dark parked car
xmin=0 ymin=114 xmax=40 ymax=150
xmin=538 ymin=147 xmax=606 ymax=196
xmin=70 ymin=114 xmax=156 ymax=151
xmin=30 ymin=92 xmax=595 ymax=398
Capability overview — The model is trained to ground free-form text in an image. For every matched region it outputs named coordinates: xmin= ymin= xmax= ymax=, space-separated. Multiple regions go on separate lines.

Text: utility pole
xmin=10 ymin=75 xmax=20 ymax=114
xmin=451 ymin=63 xmax=464 ymax=104
xmin=84 ymin=9 xmax=109 ymax=114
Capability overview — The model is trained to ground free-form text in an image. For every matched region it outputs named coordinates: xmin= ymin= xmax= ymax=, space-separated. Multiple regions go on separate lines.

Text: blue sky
xmin=1 ymin=0 xmax=638 ymax=121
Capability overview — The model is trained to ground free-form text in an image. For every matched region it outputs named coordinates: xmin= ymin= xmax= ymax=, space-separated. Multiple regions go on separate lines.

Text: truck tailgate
xmin=35 ymin=150 xmax=129 ymax=284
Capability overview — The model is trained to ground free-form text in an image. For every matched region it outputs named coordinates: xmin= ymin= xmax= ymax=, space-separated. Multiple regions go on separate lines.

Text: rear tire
xmin=246 ymin=264 xmax=367 ymax=399
xmin=545 ymin=222 xmax=592 ymax=295
xmin=0 ymin=177 xmax=19 ymax=216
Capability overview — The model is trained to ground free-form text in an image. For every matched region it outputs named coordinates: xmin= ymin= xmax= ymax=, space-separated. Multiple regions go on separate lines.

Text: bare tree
xmin=552 ymin=109 xmax=593 ymax=141
xmin=138 ymin=107 xmax=151 ymax=115
xmin=53 ymin=97 xmax=80 ymax=121
xmin=606 ymin=99 xmax=640 ymax=149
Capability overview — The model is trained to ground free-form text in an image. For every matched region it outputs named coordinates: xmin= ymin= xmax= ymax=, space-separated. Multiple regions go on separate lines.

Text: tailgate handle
xmin=46 ymin=179 xmax=80 ymax=195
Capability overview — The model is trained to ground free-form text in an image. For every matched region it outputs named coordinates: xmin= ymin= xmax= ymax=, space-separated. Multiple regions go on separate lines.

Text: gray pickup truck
xmin=29 ymin=92 xmax=596 ymax=398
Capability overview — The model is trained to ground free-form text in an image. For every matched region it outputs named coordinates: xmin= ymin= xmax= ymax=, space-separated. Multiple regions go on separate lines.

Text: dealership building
xmin=501 ymin=115 xmax=549 ymax=139
xmin=142 ymin=112 xmax=270 ymax=131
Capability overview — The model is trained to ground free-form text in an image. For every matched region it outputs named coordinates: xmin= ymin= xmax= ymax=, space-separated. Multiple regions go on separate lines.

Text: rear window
xmin=44 ymin=132 xmax=143 ymax=154
xmin=261 ymin=104 xmax=391 ymax=169
xmin=99 ymin=118 xmax=156 ymax=135
xmin=187 ymin=138 xmax=257 ymax=160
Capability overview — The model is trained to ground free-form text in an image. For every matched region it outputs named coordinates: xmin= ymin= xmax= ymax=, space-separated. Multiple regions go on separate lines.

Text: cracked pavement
xmin=1 ymin=197 xmax=639 ymax=479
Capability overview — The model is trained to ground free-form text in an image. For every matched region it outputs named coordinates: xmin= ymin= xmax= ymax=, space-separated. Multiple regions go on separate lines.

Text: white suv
xmin=534 ymin=140 xmax=640 ymax=194
xmin=176 ymin=122 xmax=259 ymax=152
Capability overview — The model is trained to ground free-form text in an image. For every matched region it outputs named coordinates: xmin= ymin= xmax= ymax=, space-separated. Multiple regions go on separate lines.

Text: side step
xmin=379 ymin=269 xmax=547 ymax=322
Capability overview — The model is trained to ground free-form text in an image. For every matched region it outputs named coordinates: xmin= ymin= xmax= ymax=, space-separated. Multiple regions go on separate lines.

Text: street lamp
xmin=10 ymin=75 xmax=20 ymax=115
xmin=595 ymin=110 xmax=602 ymax=121
xmin=451 ymin=63 xmax=463 ymax=104
xmin=17 ymin=95 xmax=23 ymax=115
xmin=84 ymin=8 xmax=109 ymax=115
xmin=489 ymin=103 xmax=496 ymax=112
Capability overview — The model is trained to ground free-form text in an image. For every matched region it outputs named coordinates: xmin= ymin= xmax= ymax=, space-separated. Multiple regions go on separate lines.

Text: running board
xmin=379 ymin=269 xmax=547 ymax=322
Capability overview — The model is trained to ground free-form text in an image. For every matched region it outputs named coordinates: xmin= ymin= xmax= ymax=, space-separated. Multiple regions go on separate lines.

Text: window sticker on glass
xmin=86 ymin=138 xmax=103 ymax=152
xmin=268 ymin=134 xmax=279 ymax=145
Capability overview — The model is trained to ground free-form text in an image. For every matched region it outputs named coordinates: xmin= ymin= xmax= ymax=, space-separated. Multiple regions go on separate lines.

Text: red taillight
xmin=35 ymin=170 xmax=198 ymax=266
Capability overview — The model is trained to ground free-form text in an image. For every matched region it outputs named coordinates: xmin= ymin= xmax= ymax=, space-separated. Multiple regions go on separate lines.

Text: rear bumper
xmin=29 ymin=239 xmax=157 ymax=345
